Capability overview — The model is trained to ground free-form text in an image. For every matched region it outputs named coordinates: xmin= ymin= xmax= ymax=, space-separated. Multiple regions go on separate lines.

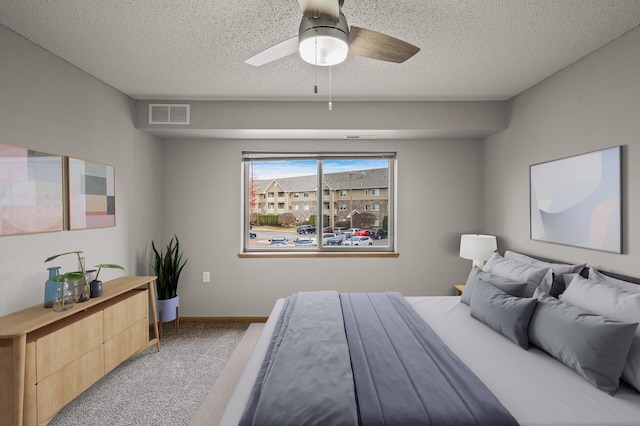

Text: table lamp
xmin=459 ymin=234 xmax=497 ymax=269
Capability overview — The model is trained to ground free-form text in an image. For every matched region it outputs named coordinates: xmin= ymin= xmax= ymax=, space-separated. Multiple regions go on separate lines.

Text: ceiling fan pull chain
xmin=328 ymin=65 xmax=332 ymax=110
xmin=314 ymin=31 xmax=318 ymax=94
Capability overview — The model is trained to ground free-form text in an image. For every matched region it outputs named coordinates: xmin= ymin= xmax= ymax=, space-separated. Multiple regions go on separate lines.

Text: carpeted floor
xmin=48 ymin=322 xmax=250 ymax=426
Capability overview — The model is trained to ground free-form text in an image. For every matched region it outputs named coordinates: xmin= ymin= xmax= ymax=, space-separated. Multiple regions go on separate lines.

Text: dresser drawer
xmin=104 ymin=318 xmax=148 ymax=374
xmin=36 ymin=345 xmax=104 ymax=424
xmin=104 ymin=290 xmax=147 ymax=341
xmin=35 ymin=311 xmax=104 ymax=382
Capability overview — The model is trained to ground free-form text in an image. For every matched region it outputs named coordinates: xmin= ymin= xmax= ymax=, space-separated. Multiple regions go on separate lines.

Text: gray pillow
xmin=461 ymin=266 xmax=527 ymax=305
xmin=529 ymin=289 xmax=638 ymax=395
xmin=504 ymin=250 xmax=585 ymax=297
xmin=470 ymin=279 xmax=537 ymax=349
xmin=484 ymin=252 xmax=552 ymax=297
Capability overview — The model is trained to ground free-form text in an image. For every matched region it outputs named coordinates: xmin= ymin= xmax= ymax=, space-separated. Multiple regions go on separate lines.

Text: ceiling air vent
xmin=149 ymin=104 xmax=190 ymax=125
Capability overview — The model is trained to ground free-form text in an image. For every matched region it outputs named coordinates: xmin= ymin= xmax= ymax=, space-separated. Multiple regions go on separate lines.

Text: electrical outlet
xmin=203 ymin=272 xmax=210 ymax=283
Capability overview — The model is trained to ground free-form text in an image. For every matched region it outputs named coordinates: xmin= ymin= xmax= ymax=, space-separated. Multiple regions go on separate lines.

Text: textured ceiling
xmin=1 ymin=0 xmax=640 ymax=101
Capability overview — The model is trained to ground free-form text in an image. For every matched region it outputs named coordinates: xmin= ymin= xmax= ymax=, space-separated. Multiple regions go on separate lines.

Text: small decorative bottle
xmin=44 ymin=266 xmax=61 ymax=308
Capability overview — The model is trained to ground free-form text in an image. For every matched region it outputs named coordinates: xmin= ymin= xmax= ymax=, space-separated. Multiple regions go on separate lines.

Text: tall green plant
xmin=152 ymin=235 xmax=188 ymax=300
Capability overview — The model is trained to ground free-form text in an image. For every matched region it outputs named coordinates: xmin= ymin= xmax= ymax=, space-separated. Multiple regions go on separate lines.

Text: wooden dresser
xmin=0 ymin=276 xmax=160 ymax=426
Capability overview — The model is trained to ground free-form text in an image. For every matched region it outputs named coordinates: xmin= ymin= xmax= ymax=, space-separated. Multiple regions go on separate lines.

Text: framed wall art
xmin=530 ymin=146 xmax=622 ymax=253
xmin=0 ymin=142 xmax=64 ymax=236
xmin=67 ymin=157 xmax=115 ymax=230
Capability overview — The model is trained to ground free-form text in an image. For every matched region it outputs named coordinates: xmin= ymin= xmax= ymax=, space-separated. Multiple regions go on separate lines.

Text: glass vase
xmin=44 ymin=266 xmax=61 ymax=308
xmin=74 ymin=282 xmax=90 ymax=303
xmin=53 ymin=282 xmax=74 ymax=312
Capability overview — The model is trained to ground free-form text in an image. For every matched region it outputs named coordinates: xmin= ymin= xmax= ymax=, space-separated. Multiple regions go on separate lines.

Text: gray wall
xmin=0 ymin=25 xmax=164 ymax=316
xmin=3 ymin=20 xmax=638 ymax=318
xmin=162 ymin=138 xmax=484 ymax=316
xmin=484 ymin=26 xmax=640 ymax=275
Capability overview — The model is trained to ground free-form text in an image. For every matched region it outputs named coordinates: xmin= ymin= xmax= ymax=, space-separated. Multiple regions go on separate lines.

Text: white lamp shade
xmin=299 ymin=27 xmax=349 ymax=66
xmin=459 ymin=234 xmax=497 ymax=266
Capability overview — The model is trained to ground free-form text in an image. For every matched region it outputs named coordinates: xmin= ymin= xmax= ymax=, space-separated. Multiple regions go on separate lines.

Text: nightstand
xmin=454 ymin=284 xmax=465 ymax=296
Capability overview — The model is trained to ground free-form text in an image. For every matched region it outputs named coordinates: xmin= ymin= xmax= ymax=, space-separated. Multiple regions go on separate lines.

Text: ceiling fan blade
xmin=245 ymin=36 xmax=299 ymax=66
xmin=298 ymin=0 xmax=340 ymax=22
xmin=349 ymin=26 xmax=420 ymax=63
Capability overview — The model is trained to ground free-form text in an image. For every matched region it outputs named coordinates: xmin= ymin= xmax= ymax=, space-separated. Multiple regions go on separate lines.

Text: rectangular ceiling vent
xmin=149 ymin=103 xmax=190 ymax=125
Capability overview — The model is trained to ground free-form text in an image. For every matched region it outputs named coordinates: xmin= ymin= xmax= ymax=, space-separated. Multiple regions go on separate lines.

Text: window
xmin=243 ymin=152 xmax=395 ymax=253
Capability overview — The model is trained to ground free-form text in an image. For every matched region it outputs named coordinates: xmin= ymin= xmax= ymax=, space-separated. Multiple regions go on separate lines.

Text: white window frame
xmin=242 ymin=151 xmax=395 ymax=254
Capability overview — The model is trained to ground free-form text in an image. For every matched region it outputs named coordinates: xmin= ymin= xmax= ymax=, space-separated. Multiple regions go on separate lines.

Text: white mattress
xmin=221 ymin=296 xmax=640 ymax=426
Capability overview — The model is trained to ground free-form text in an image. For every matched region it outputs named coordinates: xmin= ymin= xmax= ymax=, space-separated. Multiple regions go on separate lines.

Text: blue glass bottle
xmin=44 ymin=266 xmax=61 ymax=308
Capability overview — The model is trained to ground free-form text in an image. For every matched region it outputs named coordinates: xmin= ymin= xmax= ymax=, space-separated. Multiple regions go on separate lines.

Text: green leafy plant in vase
xmin=45 ymin=251 xmax=124 ymax=302
xmin=90 ymin=263 xmax=125 ymax=297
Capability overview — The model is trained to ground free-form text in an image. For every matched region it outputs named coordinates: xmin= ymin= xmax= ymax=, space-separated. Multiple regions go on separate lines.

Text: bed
xmin=220 ymin=252 xmax=640 ymax=426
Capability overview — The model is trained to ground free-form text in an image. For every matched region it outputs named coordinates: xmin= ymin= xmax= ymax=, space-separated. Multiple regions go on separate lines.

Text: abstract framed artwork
xmin=530 ymin=146 xmax=622 ymax=253
xmin=68 ymin=157 xmax=115 ymax=230
xmin=0 ymin=143 xmax=64 ymax=235
xmin=0 ymin=142 xmax=64 ymax=236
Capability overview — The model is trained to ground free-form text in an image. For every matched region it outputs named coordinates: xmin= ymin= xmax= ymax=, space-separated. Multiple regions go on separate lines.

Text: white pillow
xmin=505 ymin=250 xmax=585 ymax=296
xmin=589 ymin=268 xmax=640 ymax=293
xmin=561 ymin=274 xmax=640 ymax=392
xmin=484 ymin=252 xmax=552 ymax=297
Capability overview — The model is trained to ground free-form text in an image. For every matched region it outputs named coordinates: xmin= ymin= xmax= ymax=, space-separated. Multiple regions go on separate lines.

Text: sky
xmin=251 ymin=159 xmax=388 ymax=180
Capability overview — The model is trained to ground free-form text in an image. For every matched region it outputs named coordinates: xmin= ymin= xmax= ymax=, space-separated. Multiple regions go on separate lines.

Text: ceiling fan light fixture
xmin=298 ymin=14 xmax=349 ymax=66
xmin=299 ymin=31 xmax=348 ymax=66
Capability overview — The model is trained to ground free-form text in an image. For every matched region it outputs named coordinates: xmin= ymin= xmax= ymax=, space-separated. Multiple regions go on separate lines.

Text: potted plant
xmin=45 ymin=251 xmax=124 ymax=302
xmin=90 ymin=263 xmax=125 ymax=297
xmin=152 ymin=235 xmax=188 ymax=327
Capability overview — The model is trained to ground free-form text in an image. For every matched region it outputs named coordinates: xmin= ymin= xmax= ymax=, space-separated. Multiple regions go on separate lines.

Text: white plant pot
xmin=156 ymin=295 xmax=179 ymax=323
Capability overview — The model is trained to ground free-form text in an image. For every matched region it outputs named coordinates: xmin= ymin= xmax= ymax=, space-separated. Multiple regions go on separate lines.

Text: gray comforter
xmin=241 ymin=291 xmax=519 ymax=426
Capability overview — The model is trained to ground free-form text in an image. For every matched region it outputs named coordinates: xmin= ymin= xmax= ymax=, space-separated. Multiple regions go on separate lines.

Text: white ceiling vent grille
xmin=149 ymin=104 xmax=190 ymax=125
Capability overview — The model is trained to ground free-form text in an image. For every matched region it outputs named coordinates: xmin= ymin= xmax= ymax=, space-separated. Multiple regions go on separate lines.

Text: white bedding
xmin=221 ymin=296 xmax=640 ymax=426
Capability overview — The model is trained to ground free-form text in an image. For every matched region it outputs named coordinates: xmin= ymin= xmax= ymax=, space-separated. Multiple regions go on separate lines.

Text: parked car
xmin=297 ymin=225 xmax=316 ymax=234
xmin=333 ymin=227 xmax=347 ymax=234
xmin=368 ymin=228 xmax=388 ymax=239
xmin=326 ymin=235 xmax=347 ymax=246
xmin=342 ymin=236 xmax=374 ymax=246
xmin=354 ymin=229 xmax=370 ymax=237
xmin=269 ymin=237 xmax=288 ymax=246
xmin=313 ymin=233 xmax=337 ymax=246
xmin=321 ymin=233 xmax=336 ymax=244
xmin=295 ymin=237 xmax=314 ymax=247
xmin=311 ymin=233 xmax=336 ymax=246
xmin=322 ymin=227 xmax=333 ymax=233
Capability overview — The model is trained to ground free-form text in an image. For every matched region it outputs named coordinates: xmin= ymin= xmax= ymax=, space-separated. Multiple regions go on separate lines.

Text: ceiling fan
xmin=245 ymin=0 xmax=420 ymax=67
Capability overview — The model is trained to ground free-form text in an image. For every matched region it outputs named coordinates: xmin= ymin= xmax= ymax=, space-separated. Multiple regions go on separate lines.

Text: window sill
xmin=238 ymin=252 xmax=399 ymax=259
